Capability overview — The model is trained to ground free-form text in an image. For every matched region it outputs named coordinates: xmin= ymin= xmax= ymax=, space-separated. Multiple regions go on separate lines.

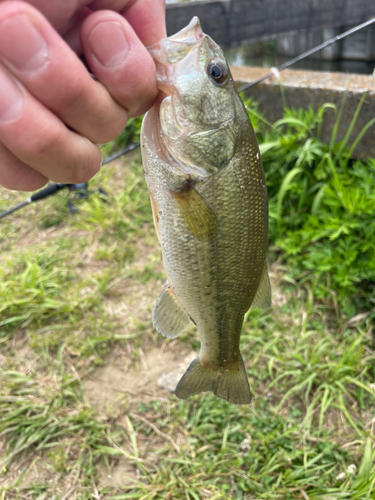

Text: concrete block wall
xmin=342 ymin=25 xmax=375 ymax=61
xmin=277 ymin=25 xmax=375 ymax=61
xmin=231 ymin=66 xmax=375 ymax=160
xmin=277 ymin=29 xmax=342 ymax=60
xmin=166 ymin=0 xmax=375 ymax=50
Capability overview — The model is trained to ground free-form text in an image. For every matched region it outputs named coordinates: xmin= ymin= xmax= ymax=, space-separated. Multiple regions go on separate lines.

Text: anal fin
xmin=251 ymin=266 xmax=272 ymax=310
xmin=152 ymin=285 xmax=191 ymax=338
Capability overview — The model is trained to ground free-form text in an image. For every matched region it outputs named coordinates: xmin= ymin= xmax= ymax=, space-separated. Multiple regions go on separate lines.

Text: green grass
xmin=245 ymin=96 xmax=375 ymax=316
xmin=1 ymin=104 xmax=375 ymax=499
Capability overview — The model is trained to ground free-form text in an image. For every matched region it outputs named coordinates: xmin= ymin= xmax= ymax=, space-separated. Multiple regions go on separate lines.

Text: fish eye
xmin=207 ymin=61 xmax=227 ymax=85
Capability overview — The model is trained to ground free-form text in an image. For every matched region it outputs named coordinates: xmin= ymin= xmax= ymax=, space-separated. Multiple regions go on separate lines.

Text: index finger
xmin=88 ymin=0 xmax=166 ymax=46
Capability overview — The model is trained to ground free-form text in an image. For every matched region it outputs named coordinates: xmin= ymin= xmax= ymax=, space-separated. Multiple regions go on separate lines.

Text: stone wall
xmin=231 ymin=66 xmax=375 ymax=160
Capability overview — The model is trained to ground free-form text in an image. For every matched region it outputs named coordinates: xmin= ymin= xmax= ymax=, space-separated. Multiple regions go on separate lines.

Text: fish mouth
xmin=147 ymin=17 xmax=203 ymax=58
xmin=170 ymin=92 xmax=190 ymax=134
xmin=147 ymin=17 xmax=204 ymax=95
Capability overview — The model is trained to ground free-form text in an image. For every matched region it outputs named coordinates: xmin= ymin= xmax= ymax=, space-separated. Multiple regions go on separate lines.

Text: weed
xmin=245 ymin=96 xmax=375 ymax=315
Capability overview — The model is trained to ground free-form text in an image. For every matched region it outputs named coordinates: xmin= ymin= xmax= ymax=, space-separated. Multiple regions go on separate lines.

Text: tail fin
xmin=175 ymin=355 xmax=251 ymax=405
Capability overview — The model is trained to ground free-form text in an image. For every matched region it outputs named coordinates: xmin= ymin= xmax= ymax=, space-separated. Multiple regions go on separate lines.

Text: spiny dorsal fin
xmin=251 ymin=267 xmax=272 ymax=310
xmin=152 ymin=285 xmax=191 ymax=338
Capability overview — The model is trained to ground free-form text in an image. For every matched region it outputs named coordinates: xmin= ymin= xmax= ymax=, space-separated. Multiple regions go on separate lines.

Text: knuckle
xmin=52 ymin=78 xmax=128 ymax=145
xmin=26 ymin=125 xmax=62 ymax=161
xmin=126 ymin=84 xmax=156 ymax=117
xmin=92 ymin=114 xmax=128 ymax=144
xmin=68 ymin=143 xmax=101 ymax=184
xmin=54 ymin=75 xmax=86 ymax=112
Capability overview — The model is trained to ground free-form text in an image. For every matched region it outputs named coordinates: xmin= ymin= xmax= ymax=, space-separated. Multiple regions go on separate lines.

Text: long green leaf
xmin=329 ymin=91 xmax=347 ymax=151
xmin=276 ymin=166 xmax=303 ymax=220
xmin=311 ymin=184 xmax=328 ymax=216
xmin=343 ymin=117 xmax=375 ymax=167
xmin=336 ymin=92 xmax=367 ymax=157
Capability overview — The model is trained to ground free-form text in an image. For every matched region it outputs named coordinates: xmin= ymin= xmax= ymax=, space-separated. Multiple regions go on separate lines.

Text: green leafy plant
xmin=245 ymin=96 xmax=375 ymax=315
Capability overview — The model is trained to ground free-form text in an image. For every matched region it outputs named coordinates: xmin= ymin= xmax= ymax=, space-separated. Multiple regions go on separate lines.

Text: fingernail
xmin=88 ymin=22 xmax=129 ymax=67
xmin=0 ymin=14 xmax=49 ymax=74
xmin=0 ymin=68 xmax=24 ymax=124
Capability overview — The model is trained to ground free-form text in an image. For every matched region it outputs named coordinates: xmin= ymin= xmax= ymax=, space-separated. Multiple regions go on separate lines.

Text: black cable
xmin=0 ymin=142 xmax=140 ymax=220
xmin=238 ymin=17 xmax=375 ymax=92
xmin=101 ymin=141 xmax=140 ymax=165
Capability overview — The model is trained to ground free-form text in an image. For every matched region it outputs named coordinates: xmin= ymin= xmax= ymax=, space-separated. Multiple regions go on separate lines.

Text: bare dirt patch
xmin=85 ymin=343 xmax=195 ymax=490
xmin=85 ymin=344 xmax=193 ymax=407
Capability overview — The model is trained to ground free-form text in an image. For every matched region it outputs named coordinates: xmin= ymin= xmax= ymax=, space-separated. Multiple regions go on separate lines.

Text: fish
xmin=141 ymin=17 xmax=271 ymax=405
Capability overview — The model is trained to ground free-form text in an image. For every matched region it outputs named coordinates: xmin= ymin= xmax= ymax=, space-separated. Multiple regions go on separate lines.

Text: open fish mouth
xmin=147 ymin=17 xmax=205 ymax=95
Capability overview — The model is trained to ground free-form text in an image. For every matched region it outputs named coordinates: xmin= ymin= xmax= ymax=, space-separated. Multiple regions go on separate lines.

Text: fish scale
xmin=141 ymin=17 xmax=271 ymax=404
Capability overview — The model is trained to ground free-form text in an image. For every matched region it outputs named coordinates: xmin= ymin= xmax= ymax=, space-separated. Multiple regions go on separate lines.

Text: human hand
xmin=0 ymin=0 xmax=166 ymax=191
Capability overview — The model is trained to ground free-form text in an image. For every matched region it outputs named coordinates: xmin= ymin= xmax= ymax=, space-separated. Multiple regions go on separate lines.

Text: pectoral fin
xmin=152 ymin=285 xmax=191 ymax=338
xmin=171 ymin=184 xmax=217 ymax=239
xmin=251 ymin=267 xmax=272 ymax=310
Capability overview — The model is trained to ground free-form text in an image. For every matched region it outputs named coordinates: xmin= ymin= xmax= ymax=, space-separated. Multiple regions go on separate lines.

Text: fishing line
xmin=0 ymin=142 xmax=140 ymax=220
xmin=238 ymin=17 xmax=375 ymax=92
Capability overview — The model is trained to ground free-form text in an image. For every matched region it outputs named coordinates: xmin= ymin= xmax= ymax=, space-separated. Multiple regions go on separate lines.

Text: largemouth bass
xmin=141 ymin=17 xmax=271 ymax=405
